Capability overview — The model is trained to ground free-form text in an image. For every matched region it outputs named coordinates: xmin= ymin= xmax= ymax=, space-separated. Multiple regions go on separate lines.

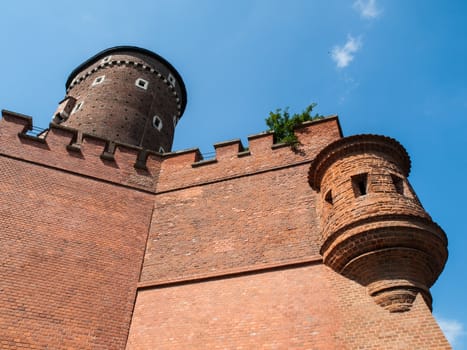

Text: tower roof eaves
xmin=65 ymin=46 xmax=187 ymax=115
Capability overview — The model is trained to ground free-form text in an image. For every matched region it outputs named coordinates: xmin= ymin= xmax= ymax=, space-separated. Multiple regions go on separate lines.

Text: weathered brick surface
xmin=141 ymin=164 xmax=321 ymax=283
xmin=0 ymin=156 xmax=153 ymax=349
xmin=127 ymin=264 xmax=450 ymax=349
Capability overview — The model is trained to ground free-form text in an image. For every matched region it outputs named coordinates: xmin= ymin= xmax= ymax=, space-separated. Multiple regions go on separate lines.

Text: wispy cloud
xmin=437 ymin=317 xmax=465 ymax=347
xmin=353 ymin=0 xmax=382 ymax=19
xmin=331 ymin=35 xmax=362 ymax=69
xmin=338 ymin=73 xmax=360 ymax=104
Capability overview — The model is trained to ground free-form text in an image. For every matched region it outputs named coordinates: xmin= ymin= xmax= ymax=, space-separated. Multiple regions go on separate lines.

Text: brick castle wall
xmin=0 ymin=156 xmax=153 ymax=349
xmin=127 ymin=264 xmax=449 ymax=349
xmin=0 ymin=108 xmax=451 ymax=349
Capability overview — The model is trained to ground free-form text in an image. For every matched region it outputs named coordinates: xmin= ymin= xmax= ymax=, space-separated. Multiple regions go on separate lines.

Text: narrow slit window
xmin=391 ymin=174 xmax=404 ymax=195
xmin=325 ymin=190 xmax=333 ymax=205
xmin=173 ymin=115 xmax=178 ymax=127
xmin=92 ymin=75 xmax=105 ymax=86
xmin=159 ymin=146 xmax=165 ymax=154
xmin=352 ymin=173 xmax=368 ymax=197
xmin=152 ymin=115 xmax=163 ymax=131
xmin=135 ymin=78 xmax=148 ymax=90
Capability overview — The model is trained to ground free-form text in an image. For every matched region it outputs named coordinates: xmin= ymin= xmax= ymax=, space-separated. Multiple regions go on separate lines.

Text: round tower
xmin=308 ymin=135 xmax=447 ymax=312
xmin=52 ymin=46 xmax=187 ymax=153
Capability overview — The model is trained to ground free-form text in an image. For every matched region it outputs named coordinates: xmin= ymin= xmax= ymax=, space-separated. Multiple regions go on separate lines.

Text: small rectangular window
xmin=135 ymin=78 xmax=149 ymax=90
xmin=391 ymin=174 xmax=404 ymax=195
xmin=352 ymin=173 xmax=368 ymax=197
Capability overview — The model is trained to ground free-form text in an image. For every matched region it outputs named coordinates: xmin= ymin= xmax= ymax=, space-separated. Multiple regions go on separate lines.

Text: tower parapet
xmin=53 ymin=46 xmax=187 ymax=152
xmin=308 ymin=134 xmax=448 ymax=312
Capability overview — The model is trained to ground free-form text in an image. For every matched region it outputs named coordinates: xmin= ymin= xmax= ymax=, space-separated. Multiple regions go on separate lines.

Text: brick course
xmin=127 ymin=265 xmax=449 ymax=349
xmin=0 ymin=156 xmax=153 ymax=349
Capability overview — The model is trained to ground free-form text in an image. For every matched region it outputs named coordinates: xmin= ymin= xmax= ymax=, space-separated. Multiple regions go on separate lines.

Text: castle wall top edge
xmin=213 ymin=139 xmax=243 ymax=149
xmin=1 ymin=109 xmax=343 ymax=193
xmin=1 ymin=109 xmax=32 ymax=128
xmin=157 ymin=116 xmax=343 ymax=192
xmin=295 ymin=115 xmax=342 ymax=136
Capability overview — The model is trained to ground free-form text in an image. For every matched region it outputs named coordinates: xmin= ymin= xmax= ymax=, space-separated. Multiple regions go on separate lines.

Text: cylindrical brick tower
xmin=308 ymin=135 xmax=448 ymax=312
xmin=52 ymin=46 xmax=187 ymax=153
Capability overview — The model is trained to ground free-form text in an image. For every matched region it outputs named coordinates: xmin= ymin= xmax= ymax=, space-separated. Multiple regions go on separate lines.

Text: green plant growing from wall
xmin=265 ymin=103 xmax=323 ymax=148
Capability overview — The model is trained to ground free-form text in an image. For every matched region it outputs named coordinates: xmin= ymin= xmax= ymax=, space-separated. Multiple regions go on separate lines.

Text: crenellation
xmin=157 ymin=117 xmax=342 ymax=192
xmin=45 ymin=125 xmax=78 ymax=155
xmin=213 ymin=139 xmax=244 ymax=160
xmin=1 ymin=109 xmax=33 ymax=131
xmin=0 ymin=110 xmax=161 ymax=192
xmin=100 ymin=141 xmax=117 ymax=161
xmin=247 ymin=130 xmax=275 ymax=154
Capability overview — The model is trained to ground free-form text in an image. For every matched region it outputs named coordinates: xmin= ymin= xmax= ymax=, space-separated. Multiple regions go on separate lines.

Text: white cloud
xmin=353 ymin=0 xmax=382 ymax=19
xmin=331 ymin=35 xmax=362 ymax=69
xmin=437 ymin=317 xmax=465 ymax=347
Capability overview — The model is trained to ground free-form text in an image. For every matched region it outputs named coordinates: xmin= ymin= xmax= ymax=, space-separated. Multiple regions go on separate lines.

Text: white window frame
xmin=135 ymin=78 xmax=149 ymax=90
xmin=167 ymin=73 xmax=176 ymax=87
xmin=173 ymin=115 xmax=178 ymax=127
xmin=101 ymin=56 xmax=112 ymax=63
xmin=159 ymin=146 xmax=165 ymax=154
xmin=92 ymin=75 xmax=105 ymax=86
xmin=152 ymin=115 xmax=163 ymax=131
xmin=71 ymin=101 xmax=83 ymax=114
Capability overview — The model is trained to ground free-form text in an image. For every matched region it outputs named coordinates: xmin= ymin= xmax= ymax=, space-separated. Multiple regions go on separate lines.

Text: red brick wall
xmin=157 ymin=117 xmax=342 ymax=192
xmin=140 ymin=117 xmax=342 ymax=283
xmin=127 ymin=264 xmax=450 ymax=349
xmin=0 ymin=112 xmax=161 ymax=192
xmin=0 ymin=156 xmax=153 ymax=349
xmin=142 ymin=165 xmax=321 ymax=284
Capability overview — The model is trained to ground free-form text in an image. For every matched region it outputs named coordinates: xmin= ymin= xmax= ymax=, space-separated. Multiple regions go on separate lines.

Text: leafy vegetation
xmin=265 ymin=103 xmax=323 ymax=147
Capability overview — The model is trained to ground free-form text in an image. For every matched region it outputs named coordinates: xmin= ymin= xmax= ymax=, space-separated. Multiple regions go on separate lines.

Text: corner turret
xmin=308 ymin=134 xmax=448 ymax=312
xmin=52 ymin=46 xmax=187 ymax=153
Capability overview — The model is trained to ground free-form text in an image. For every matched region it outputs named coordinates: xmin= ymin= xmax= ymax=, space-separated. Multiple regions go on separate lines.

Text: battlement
xmin=157 ymin=116 xmax=343 ymax=192
xmin=0 ymin=110 xmax=162 ymax=192
xmin=0 ymin=110 xmax=343 ymax=193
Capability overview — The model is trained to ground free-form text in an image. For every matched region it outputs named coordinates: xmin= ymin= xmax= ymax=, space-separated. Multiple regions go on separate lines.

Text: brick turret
xmin=308 ymin=134 xmax=448 ymax=312
xmin=52 ymin=46 xmax=187 ymax=152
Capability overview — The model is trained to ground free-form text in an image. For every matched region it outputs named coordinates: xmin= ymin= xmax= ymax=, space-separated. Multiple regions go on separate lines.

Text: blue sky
xmin=0 ymin=1 xmax=466 ymax=348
